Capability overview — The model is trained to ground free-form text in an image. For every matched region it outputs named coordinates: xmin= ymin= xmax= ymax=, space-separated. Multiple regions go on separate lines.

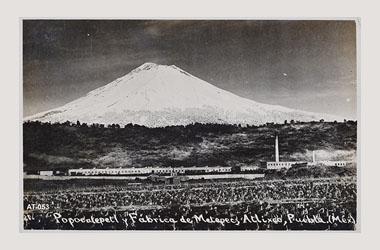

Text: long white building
xmin=67 ymin=165 xmax=258 ymax=176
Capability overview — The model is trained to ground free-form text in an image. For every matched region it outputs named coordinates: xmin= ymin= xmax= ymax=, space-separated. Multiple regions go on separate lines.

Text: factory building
xmin=266 ymin=135 xmax=303 ymax=169
xmin=307 ymin=151 xmax=347 ymax=167
xmin=39 ymin=170 xmax=54 ymax=176
xmin=265 ymin=135 xmax=348 ymax=170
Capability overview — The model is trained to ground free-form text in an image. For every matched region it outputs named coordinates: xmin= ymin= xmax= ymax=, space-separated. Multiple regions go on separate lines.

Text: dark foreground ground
xmin=24 ymin=177 xmax=357 ymax=230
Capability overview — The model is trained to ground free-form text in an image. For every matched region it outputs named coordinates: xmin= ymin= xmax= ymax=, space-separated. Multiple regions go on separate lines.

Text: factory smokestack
xmin=312 ymin=151 xmax=316 ymax=163
xmin=275 ymin=135 xmax=279 ymax=162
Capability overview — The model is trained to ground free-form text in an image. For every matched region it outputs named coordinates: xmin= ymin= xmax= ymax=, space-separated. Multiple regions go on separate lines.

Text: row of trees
xmin=24 ymin=118 xmax=357 ymax=130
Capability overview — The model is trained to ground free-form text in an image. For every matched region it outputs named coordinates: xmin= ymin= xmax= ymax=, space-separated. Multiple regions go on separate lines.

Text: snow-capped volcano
xmin=24 ymin=62 xmax=337 ymax=127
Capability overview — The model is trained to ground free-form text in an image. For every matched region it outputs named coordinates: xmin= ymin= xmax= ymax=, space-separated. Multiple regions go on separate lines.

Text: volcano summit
xmin=24 ymin=62 xmax=337 ymax=127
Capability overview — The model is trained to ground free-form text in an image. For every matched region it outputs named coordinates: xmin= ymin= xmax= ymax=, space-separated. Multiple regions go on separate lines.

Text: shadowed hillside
xmin=23 ymin=121 xmax=357 ymax=172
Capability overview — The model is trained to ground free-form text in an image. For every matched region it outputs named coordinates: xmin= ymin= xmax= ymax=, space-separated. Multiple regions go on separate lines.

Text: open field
xmin=24 ymin=177 xmax=357 ymax=230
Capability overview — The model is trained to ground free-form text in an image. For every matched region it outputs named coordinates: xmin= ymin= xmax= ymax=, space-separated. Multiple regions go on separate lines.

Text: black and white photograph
xmin=22 ymin=19 xmax=358 ymax=231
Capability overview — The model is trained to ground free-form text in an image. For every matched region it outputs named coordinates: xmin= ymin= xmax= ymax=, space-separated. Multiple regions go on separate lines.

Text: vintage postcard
xmin=22 ymin=19 xmax=358 ymax=231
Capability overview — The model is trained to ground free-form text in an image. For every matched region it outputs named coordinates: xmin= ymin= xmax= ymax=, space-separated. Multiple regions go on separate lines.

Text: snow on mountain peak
xmin=24 ymin=63 xmax=339 ymax=127
xmin=137 ymin=62 xmax=159 ymax=70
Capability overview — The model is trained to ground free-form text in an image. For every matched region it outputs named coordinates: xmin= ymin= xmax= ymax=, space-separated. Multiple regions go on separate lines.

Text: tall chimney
xmin=312 ymin=151 xmax=316 ymax=163
xmin=275 ymin=135 xmax=279 ymax=162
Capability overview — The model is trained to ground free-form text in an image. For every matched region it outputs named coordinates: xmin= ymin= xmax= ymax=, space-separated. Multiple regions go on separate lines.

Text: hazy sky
xmin=23 ymin=20 xmax=357 ymax=119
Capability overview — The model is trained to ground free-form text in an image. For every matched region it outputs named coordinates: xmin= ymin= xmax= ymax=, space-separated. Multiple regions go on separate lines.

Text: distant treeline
xmin=23 ymin=120 xmax=357 ymax=172
xmin=24 ymin=118 xmax=357 ymax=130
